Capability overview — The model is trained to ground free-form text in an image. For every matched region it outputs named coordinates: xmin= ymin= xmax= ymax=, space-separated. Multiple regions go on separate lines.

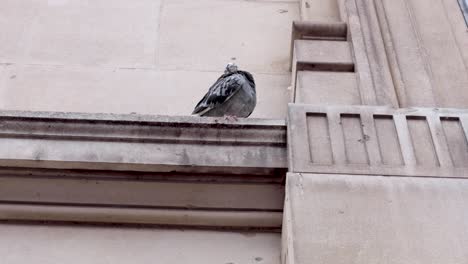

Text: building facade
xmin=0 ymin=0 xmax=467 ymax=263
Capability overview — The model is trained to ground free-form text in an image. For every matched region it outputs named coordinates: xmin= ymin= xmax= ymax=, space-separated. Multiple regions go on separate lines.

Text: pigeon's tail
xmin=192 ymin=107 xmax=211 ymax=116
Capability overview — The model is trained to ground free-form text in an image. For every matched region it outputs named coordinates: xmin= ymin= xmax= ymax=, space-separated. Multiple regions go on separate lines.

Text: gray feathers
xmin=192 ymin=65 xmax=256 ymax=118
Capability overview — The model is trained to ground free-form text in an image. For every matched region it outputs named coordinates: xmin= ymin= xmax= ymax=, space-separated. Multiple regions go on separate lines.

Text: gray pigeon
xmin=192 ymin=63 xmax=256 ymax=118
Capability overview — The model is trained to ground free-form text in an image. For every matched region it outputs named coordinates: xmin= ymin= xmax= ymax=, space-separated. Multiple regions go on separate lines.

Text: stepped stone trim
xmin=0 ymin=110 xmax=287 ymax=175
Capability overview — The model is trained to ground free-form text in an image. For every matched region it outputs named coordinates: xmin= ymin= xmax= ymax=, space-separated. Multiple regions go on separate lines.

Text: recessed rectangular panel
xmin=306 ymin=113 xmax=333 ymax=164
xmin=374 ymin=115 xmax=403 ymax=165
xmin=296 ymin=71 xmax=361 ymax=105
xmin=288 ymin=104 xmax=468 ymax=177
xmin=341 ymin=114 xmax=369 ymax=164
xmin=441 ymin=117 xmax=468 ymax=167
xmin=294 ymin=40 xmax=354 ymax=72
xmin=407 ymin=116 xmax=439 ymax=166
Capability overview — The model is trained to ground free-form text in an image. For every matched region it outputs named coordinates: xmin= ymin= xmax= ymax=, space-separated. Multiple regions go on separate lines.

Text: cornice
xmin=0 ymin=110 xmax=287 ymax=175
xmin=0 ymin=110 xmax=287 ymax=229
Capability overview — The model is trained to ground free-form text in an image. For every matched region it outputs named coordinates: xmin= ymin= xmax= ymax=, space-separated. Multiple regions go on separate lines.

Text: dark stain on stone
xmin=85 ymin=153 xmax=99 ymax=161
xmin=180 ymin=149 xmax=190 ymax=165
xmin=34 ymin=149 xmax=45 ymax=161
xmin=358 ymin=134 xmax=370 ymax=143
xmin=255 ymin=257 xmax=263 ymax=262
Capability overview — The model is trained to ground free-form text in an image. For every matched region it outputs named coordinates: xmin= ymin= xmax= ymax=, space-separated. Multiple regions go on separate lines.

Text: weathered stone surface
xmin=0 ymin=0 xmax=160 ymax=67
xmin=158 ymin=0 xmax=299 ymax=73
xmin=299 ymin=0 xmax=342 ymax=22
xmin=284 ymin=173 xmax=468 ymax=264
xmin=0 ymin=109 xmax=286 ymax=228
xmin=0 ymin=0 xmax=295 ymax=118
xmin=402 ymin=0 xmax=468 ymax=108
xmin=0 ymin=110 xmax=287 ymax=175
xmin=0 ymin=164 xmax=284 ymax=228
xmin=0 ymin=172 xmax=284 ymax=210
xmin=0 ymin=65 xmax=290 ymax=119
xmin=0 ymin=204 xmax=282 ymax=228
xmin=295 ymin=71 xmax=360 ymax=105
xmin=344 ymin=0 xmax=377 ymax=105
xmin=353 ymin=0 xmax=399 ymax=107
xmin=0 ymin=225 xmax=280 ymax=264
xmin=290 ymin=38 xmax=355 ymax=104
xmin=288 ymin=104 xmax=468 ymax=177
xmin=290 ymin=21 xmax=347 ymax=46
xmin=380 ymin=0 xmax=468 ymax=108
xmin=293 ymin=39 xmax=353 ymax=71
xmin=447 ymin=0 xmax=468 ymax=68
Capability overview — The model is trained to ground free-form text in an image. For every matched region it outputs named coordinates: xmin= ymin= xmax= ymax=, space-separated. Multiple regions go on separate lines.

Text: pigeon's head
xmin=225 ymin=63 xmax=238 ymax=74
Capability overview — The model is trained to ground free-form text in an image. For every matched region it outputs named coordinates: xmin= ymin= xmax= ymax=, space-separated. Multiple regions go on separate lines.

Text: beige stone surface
xmin=0 ymin=0 xmax=160 ymax=67
xmin=284 ymin=173 xmax=468 ymax=264
xmin=0 ymin=65 xmax=6 ymax=101
xmin=0 ymin=165 xmax=284 ymax=228
xmin=0 ymin=109 xmax=287 ymax=175
xmin=158 ymin=0 xmax=299 ymax=74
xmin=295 ymin=71 xmax=360 ymax=105
xmin=353 ymin=0 xmax=399 ymax=107
xmin=1 ymin=204 xmax=282 ymax=228
xmin=0 ymin=224 xmax=280 ymax=264
xmin=0 ymin=65 xmax=290 ymax=118
xmin=293 ymin=40 xmax=353 ymax=69
xmin=300 ymin=0 xmax=342 ymax=22
xmin=287 ymin=104 xmax=468 ymax=177
xmin=0 ymin=0 xmax=297 ymax=118
xmin=442 ymin=0 xmax=468 ymax=71
xmin=404 ymin=0 xmax=468 ymax=108
xmin=381 ymin=0 xmax=468 ymax=107
xmin=0 ymin=176 xmax=284 ymax=210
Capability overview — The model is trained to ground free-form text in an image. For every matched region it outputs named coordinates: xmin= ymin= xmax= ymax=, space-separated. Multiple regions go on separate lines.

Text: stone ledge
xmin=0 ymin=111 xmax=286 ymax=229
xmin=0 ymin=110 xmax=287 ymax=175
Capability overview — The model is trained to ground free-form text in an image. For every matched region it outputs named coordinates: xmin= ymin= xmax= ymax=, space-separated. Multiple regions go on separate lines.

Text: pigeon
xmin=192 ymin=63 xmax=256 ymax=118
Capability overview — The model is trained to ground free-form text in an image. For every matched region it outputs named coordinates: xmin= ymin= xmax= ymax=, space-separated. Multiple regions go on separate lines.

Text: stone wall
xmin=0 ymin=224 xmax=280 ymax=264
xmin=0 ymin=0 xmax=300 ymax=118
xmin=285 ymin=0 xmax=468 ymax=263
xmin=293 ymin=0 xmax=468 ymax=108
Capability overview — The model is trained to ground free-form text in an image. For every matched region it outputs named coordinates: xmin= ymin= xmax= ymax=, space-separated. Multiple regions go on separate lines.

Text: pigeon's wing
xmin=192 ymin=73 xmax=244 ymax=115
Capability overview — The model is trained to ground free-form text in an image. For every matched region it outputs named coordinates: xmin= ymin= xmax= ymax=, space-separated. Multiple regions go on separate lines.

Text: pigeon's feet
xmin=224 ymin=115 xmax=238 ymax=122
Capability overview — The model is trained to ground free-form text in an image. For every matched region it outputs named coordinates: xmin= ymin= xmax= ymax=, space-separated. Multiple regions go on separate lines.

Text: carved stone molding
xmin=0 ymin=110 xmax=287 ymax=175
xmin=288 ymin=104 xmax=468 ymax=177
xmin=0 ymin=167 xmax=284 ymax=229
xmin=0 ymin=110 xmax=287 ymax=229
